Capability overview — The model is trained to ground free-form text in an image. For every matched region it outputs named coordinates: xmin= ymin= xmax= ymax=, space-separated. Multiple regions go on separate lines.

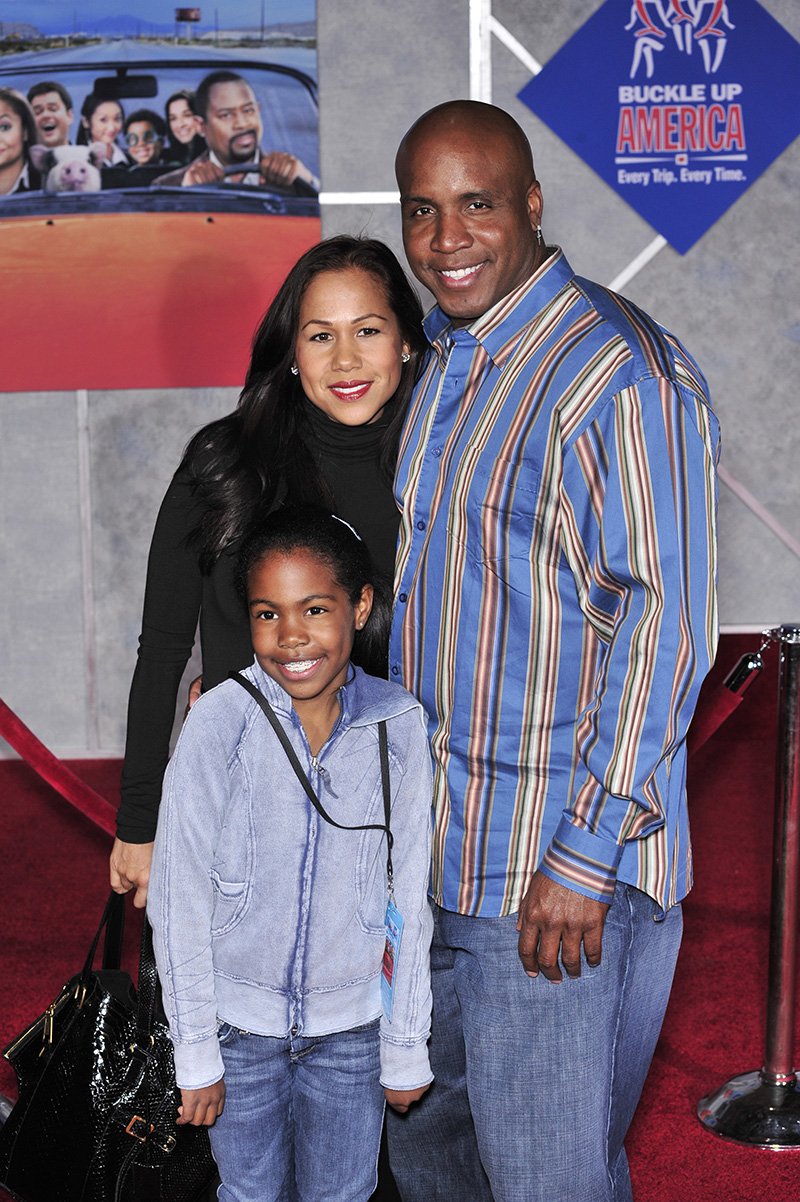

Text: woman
xmin=0 ymin=88 xmax=40 ymax=195
xmin=78 ymin=92 xmax=126 ymax=165
xmin=164 ymin=89 xmax=205 ymax=164
xmin=110 ymin=235 xmax=426 ymax=903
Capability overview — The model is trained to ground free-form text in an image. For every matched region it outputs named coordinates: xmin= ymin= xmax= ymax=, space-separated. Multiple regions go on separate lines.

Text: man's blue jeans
xmin=386 ymin=883 xmax=682 ymax=1202
xmin=209 ymin=1019 xmax=384 ymax=1201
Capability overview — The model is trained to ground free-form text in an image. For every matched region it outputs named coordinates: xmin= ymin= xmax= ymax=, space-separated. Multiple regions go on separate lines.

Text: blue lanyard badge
xmin=381 ymin=899 xmax=404 ymax=1023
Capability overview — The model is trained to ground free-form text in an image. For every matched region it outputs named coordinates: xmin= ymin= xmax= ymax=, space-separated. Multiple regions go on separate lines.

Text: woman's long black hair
xmin=183 ymin=235 xmax=427 ymax=572
xmin=236 ymin=506 xmax=392 ymax=677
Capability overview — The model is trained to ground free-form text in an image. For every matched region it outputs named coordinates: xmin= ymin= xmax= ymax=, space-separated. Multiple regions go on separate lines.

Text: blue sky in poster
xmin=518 ymin=0 xmax=800 ymax=253
xmin=0 ymin=0 xmax=315 ymax=34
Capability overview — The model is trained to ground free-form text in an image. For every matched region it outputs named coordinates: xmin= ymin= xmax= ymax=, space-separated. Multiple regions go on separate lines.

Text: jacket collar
xmin=245 ymin=660 xmax=421 ymax=729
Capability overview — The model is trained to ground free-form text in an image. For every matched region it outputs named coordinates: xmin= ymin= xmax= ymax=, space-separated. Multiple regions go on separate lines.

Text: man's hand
xmin=184 ymin=674 xmax=203 ymax=720
xmin=109 ymin=838 xmax=154 ymax=909
xmin=259 ymin=151 xmax=314 ymax=189
xmin=182 ymin=158 xmax=224 ymax=186
xmin=516 ymin=871 xmax=609 ymax=983
xmin=178 ymin=1080 xmax=226 ymax=1127
xmin=384 ymin=1082 xmax=431 ymax=1114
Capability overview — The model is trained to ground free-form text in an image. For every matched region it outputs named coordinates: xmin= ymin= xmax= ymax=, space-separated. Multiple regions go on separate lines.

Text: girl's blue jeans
xmin=387 ymin=884 xmax=682 ymax=1202
xmin=209 ymin=1018 xmax=384 ymax=1201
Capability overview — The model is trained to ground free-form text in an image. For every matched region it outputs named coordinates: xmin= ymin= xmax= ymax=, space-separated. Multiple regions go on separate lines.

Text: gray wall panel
xmin=90 ymin=388 xmax=238 ymax=755
xmin=0 ymin=392 xmax=87 ymax=753
xmin=318 ymin=0 xmax=470 ymax=192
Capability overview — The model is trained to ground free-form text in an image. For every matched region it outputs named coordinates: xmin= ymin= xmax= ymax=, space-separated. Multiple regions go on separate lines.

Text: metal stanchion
xmin=698 ymin=624 xmax=800 ymax=1148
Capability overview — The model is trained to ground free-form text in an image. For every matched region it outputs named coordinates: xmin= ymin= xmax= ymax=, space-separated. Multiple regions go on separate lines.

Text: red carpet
xmin=2 ymin=633 xmax=799 ymax=1199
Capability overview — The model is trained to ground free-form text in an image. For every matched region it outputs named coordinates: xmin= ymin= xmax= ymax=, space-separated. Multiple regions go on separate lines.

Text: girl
xmin=148 ymin=506 xmax=434 ymax=1201
xmin=111 ymin=236 xmax=426 ymax=907
xmin=78 ymin=92 xmax=126 ymax=164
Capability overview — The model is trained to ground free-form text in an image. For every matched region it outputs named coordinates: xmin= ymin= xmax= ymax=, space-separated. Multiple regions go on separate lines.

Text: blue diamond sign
xmin=518 ymin=0 xmax=800 ymax=253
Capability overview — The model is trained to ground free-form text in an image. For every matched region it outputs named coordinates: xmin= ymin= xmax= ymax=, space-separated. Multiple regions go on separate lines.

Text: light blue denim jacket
xmin=148 ymin=661 xmax=434 ymax=1093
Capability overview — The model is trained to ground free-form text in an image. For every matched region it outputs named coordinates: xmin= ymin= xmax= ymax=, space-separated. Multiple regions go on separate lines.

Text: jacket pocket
xmin=354 ymin=826 xmax=388 ymax=937
xmin=209 ymin=870 xmax=251 ymax=935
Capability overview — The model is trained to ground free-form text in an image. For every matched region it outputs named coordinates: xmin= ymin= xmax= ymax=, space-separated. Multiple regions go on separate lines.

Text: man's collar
xmin=423 ymin=248 xmax=574 ymax=369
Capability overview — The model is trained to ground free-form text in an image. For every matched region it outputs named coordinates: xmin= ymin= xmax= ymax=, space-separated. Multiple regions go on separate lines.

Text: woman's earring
xmin=401 ymin=352 xmax=410 ymax=363
xmin=290 ymin=364 xmax=299 ymax=376
xmin=535 ymin=225 xmax=544 ymax=246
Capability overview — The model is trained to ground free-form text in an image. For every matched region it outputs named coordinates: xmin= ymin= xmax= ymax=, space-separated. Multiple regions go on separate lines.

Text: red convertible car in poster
xmin=0 ymin=42 xmax=321 ymax=391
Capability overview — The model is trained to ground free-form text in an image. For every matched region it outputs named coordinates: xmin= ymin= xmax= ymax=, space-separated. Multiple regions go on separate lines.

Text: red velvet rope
xmin=687 ymin=686 xmax=743 ymax=756
xmin=0 ymin=699 xmax=116 ymax=837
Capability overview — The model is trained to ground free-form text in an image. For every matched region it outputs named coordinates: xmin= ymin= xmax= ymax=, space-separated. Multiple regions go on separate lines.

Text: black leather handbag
xmin=0 ymin=891 xmax=217 ymax=1202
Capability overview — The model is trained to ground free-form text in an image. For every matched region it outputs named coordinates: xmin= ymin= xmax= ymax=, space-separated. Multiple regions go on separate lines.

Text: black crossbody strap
xmin=230 ymin=672 xmax=394 ymax=891
xmin=378 ymin=721 xmax=394 ymax=894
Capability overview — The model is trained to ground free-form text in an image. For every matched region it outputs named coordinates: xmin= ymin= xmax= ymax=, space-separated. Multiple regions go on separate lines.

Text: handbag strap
xmin=80 ymin=890 xmax=126 ymax=982
xmin=134 ymin=917 xmax=160 ymax=1049
xmin=230 ymin=672 xmax=395 ymax=895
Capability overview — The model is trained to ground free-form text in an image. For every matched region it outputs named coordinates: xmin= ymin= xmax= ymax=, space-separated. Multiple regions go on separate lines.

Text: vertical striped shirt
xmin=390 ymin=250 xmax=719 ymax=917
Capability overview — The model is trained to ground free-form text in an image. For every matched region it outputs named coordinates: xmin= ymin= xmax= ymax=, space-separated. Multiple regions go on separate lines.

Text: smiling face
xmin=86 ymin=100 xmax=123 ymax=146
xmin=30 ymin=90 xmax=72 ymax=148
xmin=167 ymin=97 xmax=199 ymax=145
xmin=202 ymin=79 xmax=262 ymax=165
xmin=0 ymin=102 xmax=24 ymax=176
xmin=397 ymin=114 xmax=544 ymax=325
xmin=248 ymin=548 xmax=372 ymax=726
xmin=125 ymin=119 xmax=161 ymax=164
xmin=294 ymin=268 xmax=409 ymax=427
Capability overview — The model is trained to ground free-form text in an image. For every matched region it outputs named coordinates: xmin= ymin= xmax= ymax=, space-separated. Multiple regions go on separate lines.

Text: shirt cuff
xmin=172 ymin=1034 xmax=225 ymax=1091
xmin=538 ymin=816 xmax=623 ymax=904
xmin=379 ymin=1037 xmax=433 ymax=1093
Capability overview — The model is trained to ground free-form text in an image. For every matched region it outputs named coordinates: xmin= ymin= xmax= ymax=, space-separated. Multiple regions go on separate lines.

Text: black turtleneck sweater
xmin=117 ymin=404 xmax=400 ymax=843
xmin=300 ymin=399 xmax=400 ymax=584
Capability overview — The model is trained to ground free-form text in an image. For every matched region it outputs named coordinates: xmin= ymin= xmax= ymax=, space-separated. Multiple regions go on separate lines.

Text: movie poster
xmin=0 ymin=1 xmax=320 ymax=390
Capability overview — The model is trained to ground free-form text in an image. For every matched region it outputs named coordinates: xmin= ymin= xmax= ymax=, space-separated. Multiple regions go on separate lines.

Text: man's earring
xmin=536 ymin=225 xmax=544 ymax=246
xmin=401 ymin=351 xmax=410 ymax=363
xmin=290 ymin=364 xmax=299 ymax=375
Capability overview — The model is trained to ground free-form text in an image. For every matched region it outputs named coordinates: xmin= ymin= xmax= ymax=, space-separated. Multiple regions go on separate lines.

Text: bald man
xmin=385 ymin=101 xmax=719 ymax=1202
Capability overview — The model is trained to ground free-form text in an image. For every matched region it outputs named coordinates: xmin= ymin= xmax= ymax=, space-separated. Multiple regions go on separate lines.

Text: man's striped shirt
xmin=390 ymin=250 xmax=719 ymax=916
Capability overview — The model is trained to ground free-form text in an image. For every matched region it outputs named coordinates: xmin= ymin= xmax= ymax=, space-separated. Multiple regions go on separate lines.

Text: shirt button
xmin=391 ymin=665 xmax=400 ymax=676
xmin=399 ymin=593 xmax=407 ymax=603
xmin=416 ymin=520 xmax=426 ymax=531
xmin=433 ymin=447 xmax=442 ymax=457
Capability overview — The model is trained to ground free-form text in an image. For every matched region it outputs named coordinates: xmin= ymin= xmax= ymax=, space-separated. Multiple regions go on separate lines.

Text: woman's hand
xmin=109 ymin=838 xmax=153 ymax=909
xmin=178 ymin=1080 xmax=226 ymax=1126
xmin=384 ymin=1082 xmax=431 ymax=1114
